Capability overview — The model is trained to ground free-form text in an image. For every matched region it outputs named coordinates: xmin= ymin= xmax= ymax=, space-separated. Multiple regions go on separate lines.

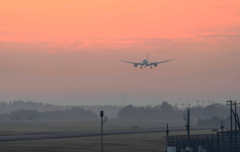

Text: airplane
xmin=120 ymin=54 xmax=175 ymax=69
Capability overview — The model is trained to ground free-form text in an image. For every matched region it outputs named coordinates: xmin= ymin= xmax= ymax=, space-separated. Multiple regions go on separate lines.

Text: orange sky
xmin=0 ymin=0 xmax=240 ymax=106
xmin=1 ymin=0 xmax=240 ymax=42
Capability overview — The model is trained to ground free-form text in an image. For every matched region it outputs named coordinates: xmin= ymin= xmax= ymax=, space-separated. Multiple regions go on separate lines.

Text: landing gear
xmin=150 ymin=66 xmax=152 ymax=69
xmin=140 ymin=66 xmax=143 ymax=69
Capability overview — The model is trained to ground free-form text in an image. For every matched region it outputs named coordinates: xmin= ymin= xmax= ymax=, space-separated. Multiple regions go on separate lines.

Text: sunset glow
xmin=1 ymin=0 xmax=240 ymax=42
xmin=0 ymin=0 xmax=240 ymax=105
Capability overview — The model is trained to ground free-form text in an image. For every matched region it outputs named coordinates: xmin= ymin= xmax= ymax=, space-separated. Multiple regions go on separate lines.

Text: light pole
xmin=184 ymin=108 xmax=190 ymax=151
xmin=100 ymin=111 xmax=107 ymax=152
xmin=226 ymin=100 xmax=234 ymax=152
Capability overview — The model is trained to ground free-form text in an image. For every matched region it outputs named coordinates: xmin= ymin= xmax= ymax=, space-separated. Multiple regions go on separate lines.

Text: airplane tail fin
xmin=147 ymin=53 xmax=149 ymax=60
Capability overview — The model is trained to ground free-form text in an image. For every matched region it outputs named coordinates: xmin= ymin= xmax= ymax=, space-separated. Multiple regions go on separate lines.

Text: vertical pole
xmin=223 ymin=132 xmax=225 ymax=152
xmin=217 ymin=132 xmax=220 ymax=152
xmin=227 ymin=100 xmax=233 ymax=152
xmin=234 ymin=102 xmax=237 ymax=152
xmin=212 ymin=134 xmax=214 ymax=152
xmin=234 ymin=102 xmax=237 ymax=132
xmin=221 ymin=120 xmax=224 ymax=134
xmin=231 ymin=101 xmax=233 ymax=133
xmin=100 ymin=111 xmax=104 ymax=152
xmin=185 ymin=109 xmax=190 ymax=152
xmin=187 ymin=109 xmax=190 ymax=148
xmin=230 ymin=101 xmax=233 ymax=152
xmin=166 ymin=123 xmax=169 ymax=152
xmin=175 ymin=135 xmax=177 ymax=151
xmin=197 ymin=134 xmax=199 ymax=151
xmin=220 ymin=117 xmax=224 ymax=151
xmin=207 ymin=134 xmax=209 ymax=151
xmin=181 ymin=135 xmax=183 ymax=150
xmin=166 ymin=123 xmax=169 ymax=137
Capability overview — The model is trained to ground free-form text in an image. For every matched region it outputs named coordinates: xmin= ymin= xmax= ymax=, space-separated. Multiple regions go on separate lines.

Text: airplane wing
xmin=150 ymin=58 xmax=175 ymax=65
xmin=119 ymin=60 xmax=143 ymax=65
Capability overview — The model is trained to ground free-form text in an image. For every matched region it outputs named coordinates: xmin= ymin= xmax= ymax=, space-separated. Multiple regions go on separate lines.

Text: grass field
xmin=0 ymin=121 xmax=212 ymax=152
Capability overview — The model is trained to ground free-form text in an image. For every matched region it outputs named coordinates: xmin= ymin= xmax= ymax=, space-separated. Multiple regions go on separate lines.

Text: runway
xmin=0 ymin=127 xmax=208 ymax=142
xmin=0 ymin=128 xmax=163 ymax=142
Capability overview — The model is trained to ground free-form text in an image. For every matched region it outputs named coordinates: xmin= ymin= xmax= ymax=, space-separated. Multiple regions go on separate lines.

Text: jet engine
xmin=154 ymin=63 xmax=158 ymax=67
xmin=134 ymin=64 xmax=138 ymax=67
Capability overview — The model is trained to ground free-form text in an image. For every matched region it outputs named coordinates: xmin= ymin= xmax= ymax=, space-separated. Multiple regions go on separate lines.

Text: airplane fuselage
xmin=142 ymin=59 xmax=149 ymax=66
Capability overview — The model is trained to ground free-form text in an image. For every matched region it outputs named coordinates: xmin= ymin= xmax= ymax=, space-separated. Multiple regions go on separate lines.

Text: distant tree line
xmin=190 ymin=103 xmax=229 ymax=119
xmin=81 ymin=105 xmax=121 ymax=118
xmin=0 ymin=100 xmax=73 ymax=114
xmin=117 ymin=102 xmax=233 ymax=122
xmin=0 ymin=100 xmax=236 ymax=123
xmin=117 ymin=102 xmax=176 ymax=121
xmin=0 ymin=100 xmax=121 ymax=118
xmin=0 ymin=107 xmax=98 ymax=121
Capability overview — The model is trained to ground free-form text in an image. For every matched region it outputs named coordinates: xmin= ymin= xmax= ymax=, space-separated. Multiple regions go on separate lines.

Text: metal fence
xmin=166 ymin=132 xmax=240 ymax=152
